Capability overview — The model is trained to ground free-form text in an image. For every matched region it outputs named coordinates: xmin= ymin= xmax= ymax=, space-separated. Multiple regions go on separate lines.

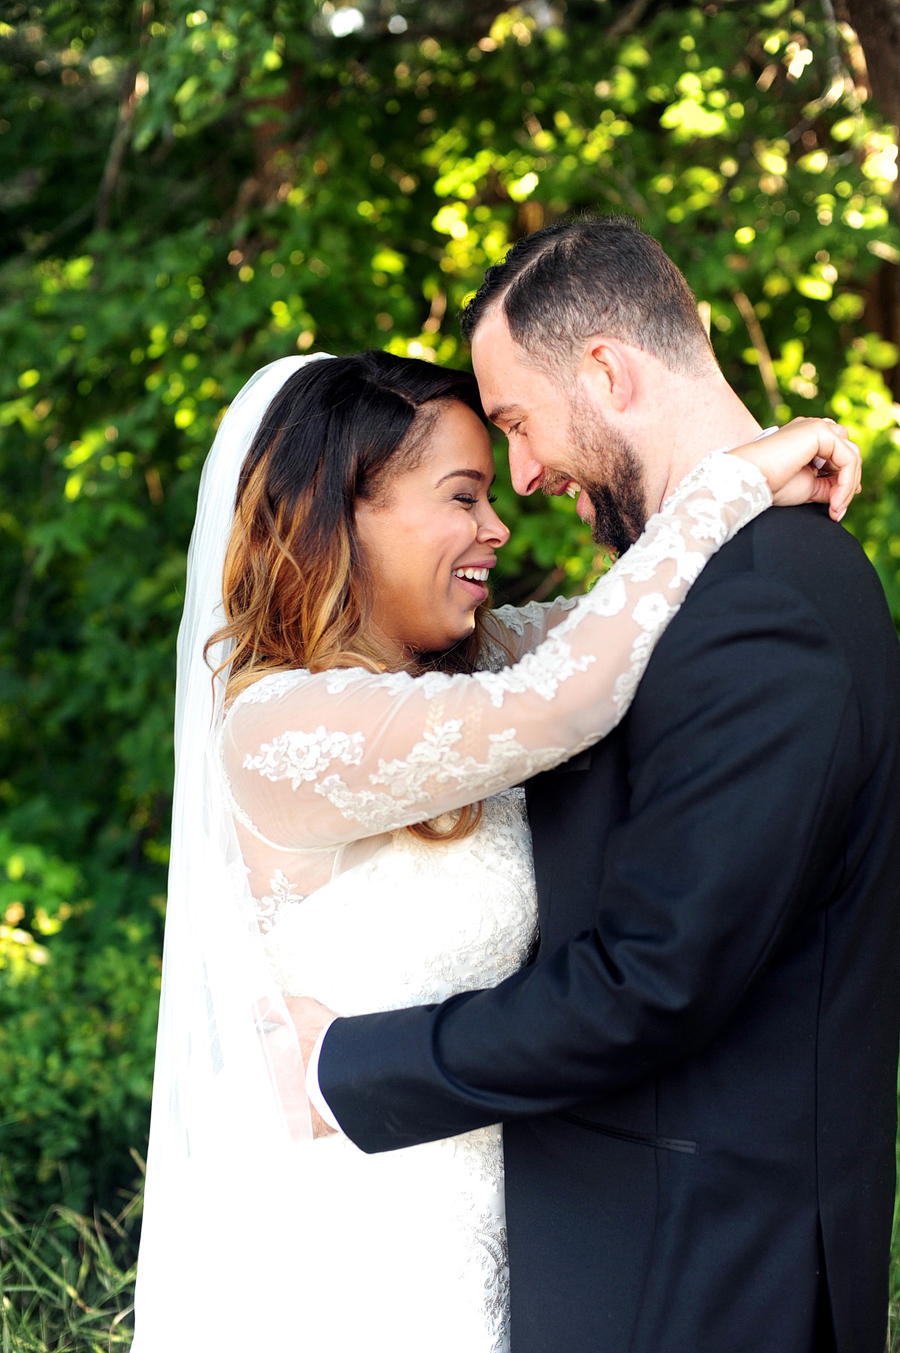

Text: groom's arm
xmin=317 ymin=570 xmax=859 ymax=1152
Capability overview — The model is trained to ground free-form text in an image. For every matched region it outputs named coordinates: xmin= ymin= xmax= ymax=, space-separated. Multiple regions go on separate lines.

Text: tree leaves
xmin=0 ymin=0 xmax=898 ymax=1211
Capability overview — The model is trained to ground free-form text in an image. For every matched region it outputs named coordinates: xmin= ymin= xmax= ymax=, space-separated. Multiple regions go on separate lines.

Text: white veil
xmin=133 ymin=354 xmax=333 ymax=1352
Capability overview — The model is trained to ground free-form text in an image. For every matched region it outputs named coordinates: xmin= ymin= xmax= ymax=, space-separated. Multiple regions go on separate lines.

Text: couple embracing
xmin=133 ymin=215 xmax=900 ymax=1353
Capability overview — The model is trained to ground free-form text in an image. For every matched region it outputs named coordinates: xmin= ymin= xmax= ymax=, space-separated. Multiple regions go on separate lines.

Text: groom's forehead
xmin=471 ymin=312 xmax=533 ymax=392
xmin=472 ymin=314 xmax=569 ymax=402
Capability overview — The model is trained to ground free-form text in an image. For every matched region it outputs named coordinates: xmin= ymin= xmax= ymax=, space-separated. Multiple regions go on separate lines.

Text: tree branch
xmin=94 ymin=3 xmax=152 ymax=231
xmin=608 ymin=0 xmax=656 ymax=40
xmin=733 ymin=290 xmax=781 ymax=419
xmin=94 ymin=62 xmax=138 ymax=231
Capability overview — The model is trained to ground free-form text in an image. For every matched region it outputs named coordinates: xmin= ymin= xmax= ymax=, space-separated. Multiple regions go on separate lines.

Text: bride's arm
xmin=224 ymin=422 xmax=859 ymax=851
xmin=479 ymin=597 xmax=580 ymax=666
xmin=483 ymin=414 xmax=861 ymax=664
xmin=223 ymin=454 xmax=765 ymax=847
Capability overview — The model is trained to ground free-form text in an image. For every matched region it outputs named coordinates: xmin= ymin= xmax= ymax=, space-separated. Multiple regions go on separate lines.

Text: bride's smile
xmin=355 ymin=397 xmax=510 ymax=661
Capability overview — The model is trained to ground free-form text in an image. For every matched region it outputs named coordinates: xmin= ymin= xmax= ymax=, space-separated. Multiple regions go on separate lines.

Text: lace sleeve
xmin=223 ymin=454 xmax=771 ymax=849
xmin=481 ymin=596 xmax=580 ymax=666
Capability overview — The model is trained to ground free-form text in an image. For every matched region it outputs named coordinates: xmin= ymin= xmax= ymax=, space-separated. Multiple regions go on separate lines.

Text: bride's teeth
xmin=565 ymin=482 xmax=580 ymax=499
xmin=454 ymin=567 xmax=490 ymax=582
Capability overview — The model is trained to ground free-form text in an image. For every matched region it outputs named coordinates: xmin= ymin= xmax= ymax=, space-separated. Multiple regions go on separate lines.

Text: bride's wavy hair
xmin=207 ymin=349 xmax=508 ymax=842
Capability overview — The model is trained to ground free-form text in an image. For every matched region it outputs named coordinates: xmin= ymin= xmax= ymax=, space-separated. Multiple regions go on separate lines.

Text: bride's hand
xmin=728 ymin=417 xmax=862 ymax=522
xmin=252 ymin=995 xmax=337 ymax=1139
xmin=284 ymin=994 xmax=339 ymax=1139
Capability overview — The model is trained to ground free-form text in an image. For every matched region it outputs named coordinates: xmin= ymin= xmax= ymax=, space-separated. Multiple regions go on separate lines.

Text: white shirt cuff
xmin=306 ymin=1018 xmax=343 ymax=1133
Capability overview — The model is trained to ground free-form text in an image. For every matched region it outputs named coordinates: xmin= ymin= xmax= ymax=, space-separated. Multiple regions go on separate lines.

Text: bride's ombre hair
xmin=208 ymin=350 xmax=507 ymax=842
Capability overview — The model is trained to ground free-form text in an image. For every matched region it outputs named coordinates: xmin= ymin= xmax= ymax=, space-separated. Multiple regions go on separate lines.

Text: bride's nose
xmin=477 ymin=502 xmax=511 ymax=549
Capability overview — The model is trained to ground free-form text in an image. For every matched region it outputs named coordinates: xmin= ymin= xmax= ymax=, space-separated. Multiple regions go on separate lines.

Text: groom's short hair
xmin=461 ymin=214 xmax=717 ymax=378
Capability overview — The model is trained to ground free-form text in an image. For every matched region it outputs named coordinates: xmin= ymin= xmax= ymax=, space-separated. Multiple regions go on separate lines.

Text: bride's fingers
xmin=802 ymin=421 xmax=861 ymax=518
xmin=816 ymin=457 xmax=860 ymax=520
xmin=773 ymin=428 xmax=861 ymax=520
xmin=804 ymin=472 xmax=843 ymax=515
xmin=732 ymin=416 xmax=861 ymax=518
xmin=811 ymin=422 xmax=851 ymax=471
xmin=820 ymin=433 xmax=862 ymax=518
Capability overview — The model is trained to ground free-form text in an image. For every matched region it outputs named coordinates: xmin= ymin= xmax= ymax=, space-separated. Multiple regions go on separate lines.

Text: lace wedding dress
xmin=219 ymin=454 xmax=771 ymax=1352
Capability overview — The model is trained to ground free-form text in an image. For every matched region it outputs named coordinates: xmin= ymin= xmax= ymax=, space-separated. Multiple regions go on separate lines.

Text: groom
xmin=297 ymin=217 xmax=900 ymax=1351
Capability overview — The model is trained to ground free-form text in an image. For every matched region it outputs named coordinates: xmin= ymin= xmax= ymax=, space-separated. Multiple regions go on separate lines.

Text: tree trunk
xmin=836 ymin=0 xmax=900 ymax=395
xmin=842 ymin=0 xmax=900 ymax=127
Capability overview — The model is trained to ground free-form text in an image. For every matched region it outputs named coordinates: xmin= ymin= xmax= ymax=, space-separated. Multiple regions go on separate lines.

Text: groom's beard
xmin=567 ymin=396 xmax=648 ymax=555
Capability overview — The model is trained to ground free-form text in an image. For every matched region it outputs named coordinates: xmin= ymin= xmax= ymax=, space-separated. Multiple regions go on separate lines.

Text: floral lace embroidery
xmin=258 ymin=788 xmax=531 ymax=1351
xmin=317 ymin=728 xmax=566 ymax=834
xmin=236 ymin=669 xmax=309 ymax=704
xmin=471 ymin=632 xmax=597 ymax=709
xmin=321 ymin=669 xmax=367 ymax=696
xmin=492 ymin=597 xmax=578 ymax=638
xmin=229 ymin=452 xmax=771 ymax=846
xmin=244 ymin=726 xmax=365 ymax=788
xmin=254 ymin=869 xmax=305 ymax=933
xmin=447 ymin=1126 xmax=510 ymax=1352
xmin=661 ymin=448 xmax=766 ymax=516
xmin=219 ymin=729 xmax=299 ymax=853
xmin=386 ymin=789 xmax=537 ymax=1001
xmin=324 ymin=667 xmax=459 ymax=701
xmin=476 ymin=635 xmax=513 ymax=674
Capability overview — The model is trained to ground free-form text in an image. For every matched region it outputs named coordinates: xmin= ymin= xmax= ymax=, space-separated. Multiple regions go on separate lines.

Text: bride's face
xmin=356 ymin=399 xmax=510 ymax=661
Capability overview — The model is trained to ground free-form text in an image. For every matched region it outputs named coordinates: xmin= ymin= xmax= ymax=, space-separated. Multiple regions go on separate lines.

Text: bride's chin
xmin=418 ymin=620 xmax=475 ymax=654
xmin=451 ymin=614 xmax=478 ymax=640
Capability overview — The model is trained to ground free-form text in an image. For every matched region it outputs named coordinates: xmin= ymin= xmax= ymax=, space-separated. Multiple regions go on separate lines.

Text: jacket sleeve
xmin=318 ymin=569 xmax=860 ymax=1151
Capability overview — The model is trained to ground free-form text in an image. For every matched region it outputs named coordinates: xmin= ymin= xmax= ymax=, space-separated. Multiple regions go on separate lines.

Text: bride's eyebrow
xmin=435 ymin=469 xmax=496 ymax=487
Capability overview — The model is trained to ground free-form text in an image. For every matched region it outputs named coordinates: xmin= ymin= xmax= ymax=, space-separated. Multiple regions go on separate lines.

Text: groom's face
xmin=471 ymin=312 xmax=648 ymax=554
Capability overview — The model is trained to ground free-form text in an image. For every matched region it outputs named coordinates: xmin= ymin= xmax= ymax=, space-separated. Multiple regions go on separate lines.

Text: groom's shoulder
xmin=693 ymin=503 xmax=880 ymax=612
xmin=713 ymin=500 xmax=860 ymax=565
xmin=743 ymin=500 xmax=868 ymax=569
xmin=671 ymin=503 xmax=897 ymax=680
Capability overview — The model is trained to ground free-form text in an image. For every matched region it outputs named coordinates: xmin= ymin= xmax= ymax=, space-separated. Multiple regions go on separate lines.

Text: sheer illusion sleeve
xmin=481 ymin=596 xmax=580 ymax=665
xmin=222 ymin=454 xmax=771 ymax=850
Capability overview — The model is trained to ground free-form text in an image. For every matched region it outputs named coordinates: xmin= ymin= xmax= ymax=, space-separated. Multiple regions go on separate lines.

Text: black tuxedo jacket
xmin=320 ymin=505 xmax=900 ymax=1353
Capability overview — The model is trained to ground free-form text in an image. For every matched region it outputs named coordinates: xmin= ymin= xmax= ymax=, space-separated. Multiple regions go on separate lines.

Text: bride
xmin=132 ymin=349 xmax=859 ymax=1352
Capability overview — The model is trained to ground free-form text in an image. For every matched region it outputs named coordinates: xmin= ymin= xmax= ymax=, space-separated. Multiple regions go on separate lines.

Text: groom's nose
xmin=508 ymin=440 xmax=546 ymax=497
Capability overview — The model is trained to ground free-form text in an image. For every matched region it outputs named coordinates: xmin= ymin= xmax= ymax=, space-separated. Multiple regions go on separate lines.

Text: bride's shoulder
xmin=227 ymin=667 xmax=314 ymax=711
xmin=225 ymin=663 xmax=419 ymax=718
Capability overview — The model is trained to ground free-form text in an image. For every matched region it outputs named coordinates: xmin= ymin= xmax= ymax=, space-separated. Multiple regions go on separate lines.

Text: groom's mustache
xmin=540 ymin=469 xmax=574 ymax=497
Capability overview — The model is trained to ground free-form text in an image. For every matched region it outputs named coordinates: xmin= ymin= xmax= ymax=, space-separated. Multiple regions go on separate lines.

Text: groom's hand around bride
xmin=285 ymin=995 xmax=339 ymax=1138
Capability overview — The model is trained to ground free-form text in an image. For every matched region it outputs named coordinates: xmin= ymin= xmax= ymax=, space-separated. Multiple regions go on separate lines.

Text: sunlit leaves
xmin=1 ymin=0 xmax=900 ymax=1218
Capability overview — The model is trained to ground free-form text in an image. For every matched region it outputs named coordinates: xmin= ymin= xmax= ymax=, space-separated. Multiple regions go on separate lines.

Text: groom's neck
xmin=637 ymin=371 xmax=763 ymax=513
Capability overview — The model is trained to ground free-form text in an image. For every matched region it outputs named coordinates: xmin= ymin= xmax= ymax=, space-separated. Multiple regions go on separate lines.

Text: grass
xmin=0 ymin=1190 xmax=138 ymax=1353
xmin=890 ymin=1253 xmax=900 ymax=1353
xmin=888 ymin=1133 xmax=900 ymax=1353
xmin=0 ymin=1172 xmax=898 ymax=1350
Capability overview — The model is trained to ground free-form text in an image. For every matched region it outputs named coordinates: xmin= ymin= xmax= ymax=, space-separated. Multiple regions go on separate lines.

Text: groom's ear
xmin=579 ymin=337 xmax=633 ymax=413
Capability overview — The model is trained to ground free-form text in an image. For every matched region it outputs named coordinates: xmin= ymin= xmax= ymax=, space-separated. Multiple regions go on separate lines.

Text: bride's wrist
xmin=661 ymin=447 xmax=772 ymax=515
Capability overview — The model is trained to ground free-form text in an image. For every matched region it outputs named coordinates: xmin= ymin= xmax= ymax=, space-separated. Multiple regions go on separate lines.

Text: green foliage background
xmin=1 ymin=0 xmax=899 ymax=1249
